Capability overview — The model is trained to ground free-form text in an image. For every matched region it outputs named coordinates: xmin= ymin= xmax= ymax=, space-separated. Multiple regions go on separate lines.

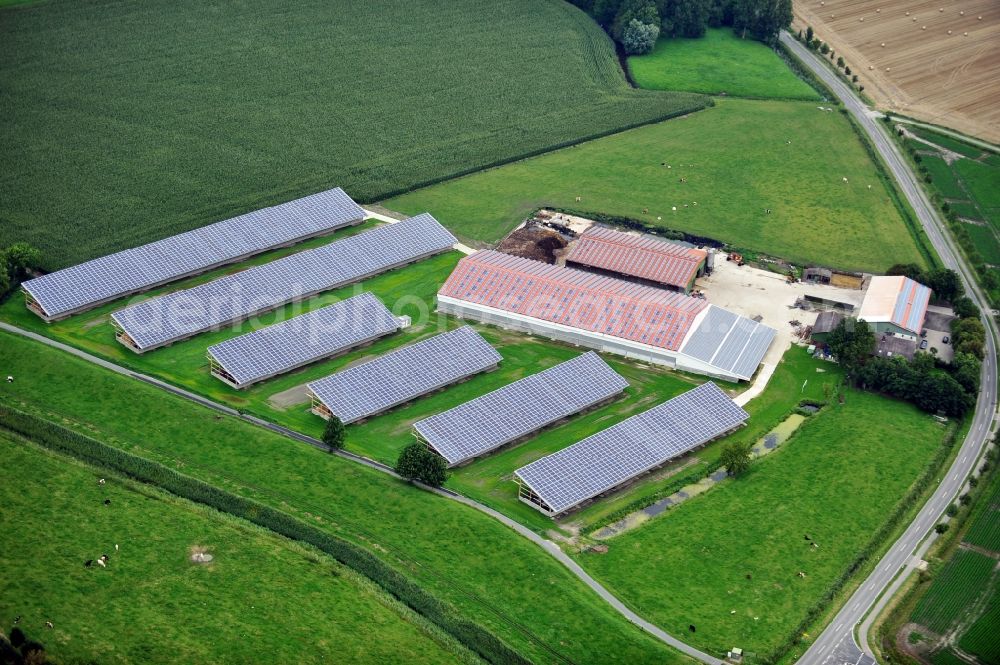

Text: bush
xmin=960 ymin=493 xmax=972 ymax=506
xmin=946 ymin=504 xmax=959 ymax=517
xmin=935 ymin=523 xmax=949 ymax=534
xmin=395 ymin=443 xmax=447 ymax=487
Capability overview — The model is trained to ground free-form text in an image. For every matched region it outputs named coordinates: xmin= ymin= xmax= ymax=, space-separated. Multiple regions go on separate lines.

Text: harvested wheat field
xmin=794 ymin=0 xmax=1000 ymax=144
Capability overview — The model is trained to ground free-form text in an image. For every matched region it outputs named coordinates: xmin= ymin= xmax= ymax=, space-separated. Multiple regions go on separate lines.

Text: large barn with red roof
xmin=437 ymin=250 xmax=776 ymax=382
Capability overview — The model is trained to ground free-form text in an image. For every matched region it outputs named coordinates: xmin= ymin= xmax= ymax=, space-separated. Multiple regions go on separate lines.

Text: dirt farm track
xmin=793 ymin=0 xmax=1000 ymax=144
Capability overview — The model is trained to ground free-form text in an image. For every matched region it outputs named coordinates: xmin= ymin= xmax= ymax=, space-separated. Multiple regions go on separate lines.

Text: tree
xmin=953 ymin=317 xmax=985 ymax=359
xmin=836 ymin=56 xmax=844 ymax=68
xmin=720 ymin=441 xmax=753 ymax=476
xmin=922 ymin=268 xmax=963 ymax=303
xmin=819 ymin=41 xmax=829 ymax=54
xmin=395 ymin=443 xmax=447 ymax=486
xmin=805 ymin=25 xmax=813 ymax=43
xmin=612 ymin=0 xmax=658 ymax=41
xmin=0 ymin=242 xmax=41 ymax=298
xmin=826 ymin=318 xmax=876 ymax=378
xmin=592 ymin=0 xmax=625 ymax=27
xmin=731 ymin=0 xmax=791 ymax=45
xmin=321 ymin=415 xmax=346 ymax=450
xmin=658 ymin=0 xmax=710 ymax=38
xmin=845 ymin=66 xmax=851 ymax=75
xmin=951 ymin=352 xmax=981 ymax=394
xmin=952 ymin=296 xmax=980 ymax=320
xmin=621 ymin=18 xmax=660 ymax=54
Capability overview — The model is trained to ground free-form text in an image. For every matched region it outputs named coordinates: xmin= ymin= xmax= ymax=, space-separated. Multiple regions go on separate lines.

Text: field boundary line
xmin=0 ymin=321 xmax=722 ymax=665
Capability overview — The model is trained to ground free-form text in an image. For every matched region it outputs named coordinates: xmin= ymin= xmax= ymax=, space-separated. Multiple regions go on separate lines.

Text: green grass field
xmin=963 ymin=223 xmax=1000 ymax=265
xmin=955 ymin=159 xmax=1000 ymax=227
xmin=560 ymin=347 xmax=843 ymax=532
xmin=0 ymin=0 xmax=706 ymax=271
xmin=575 ymin=391 xmax=948 ymax=655
xmin=957 ymin=595 xmax=1000 ymax=664
xmin=963 ymin=470 xmax=1000 ymax=553
xmin=922 ymin=156 xmax=967 ymax=200
xmin=0 ymin=330 xmax=692 ymax=665
xmin=910 ymin=127 xmax=990 ymax=160
xmin=387 ymin=98 xmax=927 ymax=272
xmin=0 ymin=436 xmax=467 ymax=664
xmin=628 ymin=29 xmax=819 ymax=100
xmin=911 ymin=549 xmax=997 ymax=634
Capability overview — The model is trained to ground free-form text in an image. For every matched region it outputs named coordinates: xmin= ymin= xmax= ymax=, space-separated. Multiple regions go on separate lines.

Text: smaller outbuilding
xmin=810 ymin=311 xmax=844 ymax=344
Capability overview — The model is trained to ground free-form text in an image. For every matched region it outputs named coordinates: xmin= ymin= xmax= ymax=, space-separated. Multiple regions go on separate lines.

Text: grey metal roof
xmin=413 ymin=351 xmax=628 ymax=466
xmin=22 ymin=188 xmax=365 ymax=319
xmin=111 ymin=214 xmax=457 ymax=351
xmin=308 ymin=326 xmax=501 ymax=424
xmin=679 ymin=305 xmax=776 ymax=380
xmin=514 ymin=381 xmax=747 ymax=514
xmin=206 ymin=292 xmax=400 ymax=388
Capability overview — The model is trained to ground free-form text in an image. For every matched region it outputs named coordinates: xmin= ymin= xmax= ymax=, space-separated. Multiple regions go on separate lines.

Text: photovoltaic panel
xmin=413 ymin=352 xmax=628 ymax=466
xmin=21 ymin=187 xmax=365 ymax=320
xmin=514 ymin=382 xmax=747 ymax=514
xmin=207 ymin=292 xmax=401 ymax=388
xmin=308 ymin=326 xmax=502 ymax=424
xmin=110 ymin=214 xmax=457 ymax=352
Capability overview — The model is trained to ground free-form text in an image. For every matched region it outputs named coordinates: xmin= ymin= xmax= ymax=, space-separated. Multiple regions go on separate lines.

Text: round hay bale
xmin=922 ymin=25 xmax=927 ymax=30
xmin=964 ymin=32 xmax=968 ymax=36
xmin=948 ymin=29 xmax=952 ymax=34
xmin=859 ymin=17 xmax=864 ymax=22
xmin=881 ymin=42 xmax=885 ymax=47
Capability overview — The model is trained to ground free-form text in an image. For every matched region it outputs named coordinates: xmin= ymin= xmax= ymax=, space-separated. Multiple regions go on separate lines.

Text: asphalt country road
xmin=781 ymin=32 xmax=999 ymax=665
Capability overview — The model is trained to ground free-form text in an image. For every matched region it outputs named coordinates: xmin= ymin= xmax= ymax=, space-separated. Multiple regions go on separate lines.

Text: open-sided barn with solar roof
xmin=111 ymin=214 xmax=456 ymax=352
xmin=206 ymin=293 xmax=403 ymax=389
xmin=307 ymin=326 xmax=502 ymax=424
xmin=858 ymin=275 xmax=931 ymax=340
xmin=413 ymin=351 xmax=628 ymax=466
xmin=564 ymin=225 xmax=708 ymax=293
xmin=436 ymin=251 xmax=775 ymax=382
xmin=21 ymin=187 xmax=365 ymax=321
xmin=514 ymin=381 xmax=748 ymax=515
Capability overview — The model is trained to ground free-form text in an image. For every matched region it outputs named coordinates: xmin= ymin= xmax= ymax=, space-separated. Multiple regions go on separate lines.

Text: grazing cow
xmin=103 ymin=499 xmax=111 ymax=506
xmin=96 ymin=559 xmax=106 ymax=568
xmin=84 ymin=560 xmax=93 ymax=567
xmin=45 ymin=621 xmax=53 ymax=629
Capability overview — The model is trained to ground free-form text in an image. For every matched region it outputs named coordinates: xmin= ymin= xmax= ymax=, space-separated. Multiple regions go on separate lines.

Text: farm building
xmin=858 ymin=276 xmax=931 ymax=340
xmin=564 ymin=225 xmax=707 ymax=293
xmin=437 ymin=251 xmax=775 ymax=382
xmin=811 ymin=311 xmax=844 ymax=344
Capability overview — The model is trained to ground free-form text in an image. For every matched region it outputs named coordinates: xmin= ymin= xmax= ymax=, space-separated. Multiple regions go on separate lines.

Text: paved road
xmin=0 ymin=320 xmax=721 ymax=665
xmin=781 ymin=32 xmax=999 ymax=665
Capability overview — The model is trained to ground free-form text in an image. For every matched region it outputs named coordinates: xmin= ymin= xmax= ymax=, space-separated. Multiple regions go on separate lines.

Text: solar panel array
xmin=679 ymin=305 xmax=777 ymax=380
xmin=438 ymin=250 xmax=708 ymax=351
xmin=207 ymin=292 xmax=400 ymax=388
xmin=565 ymin=225 xmax=707 ymax=290
xmin=308 ymin=326 xmax=502 ymax=424
xmin=111 ymin=214 xmax=457 ymax=351
xmin=22 ymin=188 xmax=365 ymax=320
xmin=414 ymin=352 xmax=628 ymax=466
xmin=514 ymin=381 xmax=747 ymax=514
